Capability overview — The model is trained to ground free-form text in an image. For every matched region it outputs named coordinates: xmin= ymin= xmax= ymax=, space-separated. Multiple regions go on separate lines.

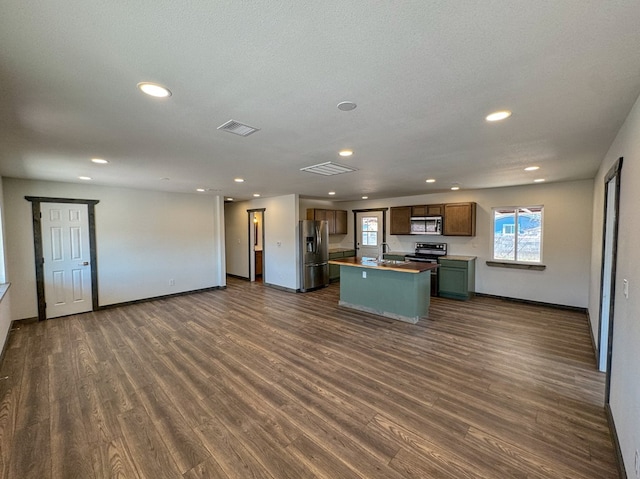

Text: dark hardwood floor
xmin=0 ymin=277 xmax=619 ymax=478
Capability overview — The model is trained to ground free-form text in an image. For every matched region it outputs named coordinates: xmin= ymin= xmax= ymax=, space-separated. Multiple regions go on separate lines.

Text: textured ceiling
xmin=1 ymin=1 xmax=640 ymax=201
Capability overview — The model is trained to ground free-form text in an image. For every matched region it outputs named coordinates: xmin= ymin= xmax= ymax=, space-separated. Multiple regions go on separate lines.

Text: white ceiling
xmin=1 ymin=1 xmax=640 ymax=201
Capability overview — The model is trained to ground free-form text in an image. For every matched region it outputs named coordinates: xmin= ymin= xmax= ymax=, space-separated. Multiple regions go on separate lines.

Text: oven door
xmin=405 ymin=256 xmax=439 ymax=297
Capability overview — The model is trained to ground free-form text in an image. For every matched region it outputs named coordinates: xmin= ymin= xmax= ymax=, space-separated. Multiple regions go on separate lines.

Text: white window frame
xmin=491 ymin=205 xmax=544 ymax=264
xmin=361 ymin=216 xmax=378 ymax=246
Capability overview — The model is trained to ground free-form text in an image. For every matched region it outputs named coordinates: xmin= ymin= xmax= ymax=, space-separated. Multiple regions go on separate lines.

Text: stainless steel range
xmin=405 ymin=242 xmax=447 ymax=296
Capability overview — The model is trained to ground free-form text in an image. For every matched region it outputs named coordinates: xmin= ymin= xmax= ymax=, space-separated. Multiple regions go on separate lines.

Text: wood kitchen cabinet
xmin=383 ymin=254 xmax=407 ymax=261
xmin=438 ymin=256 xmax=476 ymax=300
xmin=426 ymin=204 xmax=443 ymax=216
xmin=390 ymin=206 xmax=411 ymax=235
xmin=411 ymin=204 xmax=443 ymax=217
xmin=411 ymin=205 xmax=427 ymax=216
xmin=307 ymin=208 xmax=348 ymax=235
xmin=334 ymin=209 xmax=347 ymax=235
xmin=329 ymin=249 xmax=356 ymax=282
xmin=443 ymin=202 xmax=476 ymax=236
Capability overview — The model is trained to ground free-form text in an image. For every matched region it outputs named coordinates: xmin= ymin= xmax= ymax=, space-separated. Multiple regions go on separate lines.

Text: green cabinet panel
xmin=339 ymin=265 xmax=431 ymax=323
xmin=329 ymin=250 xmax=357 ymax=282
xmin=438 ymin=257 xmax=476 ymax=300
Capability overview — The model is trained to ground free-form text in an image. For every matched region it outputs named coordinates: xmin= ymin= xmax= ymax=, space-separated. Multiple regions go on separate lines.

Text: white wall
xmin=0 ymin=178 xmax=6 ymax=284
xmin=3 ymin=178 xmax=226 ymax=319
xmin=331 ymin=179 xmax=594 ymax=308
xmin=225 ymin=194 xmax=299 ymax=290
xmin=589 ymin=93 xmax=640 ymax=476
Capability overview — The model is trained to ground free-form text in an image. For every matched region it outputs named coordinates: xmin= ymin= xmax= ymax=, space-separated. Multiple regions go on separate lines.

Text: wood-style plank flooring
xmin=0 ymin=277 xmax=619 ymax=478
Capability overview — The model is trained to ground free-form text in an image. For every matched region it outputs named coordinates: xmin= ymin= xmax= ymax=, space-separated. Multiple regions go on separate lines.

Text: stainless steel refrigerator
xmin=299 ymin=220 xmax=329 ymax=292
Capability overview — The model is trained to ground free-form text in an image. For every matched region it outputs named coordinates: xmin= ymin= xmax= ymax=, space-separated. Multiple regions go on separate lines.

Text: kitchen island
xmin=328 ymin=257 xmax=438 ymax=324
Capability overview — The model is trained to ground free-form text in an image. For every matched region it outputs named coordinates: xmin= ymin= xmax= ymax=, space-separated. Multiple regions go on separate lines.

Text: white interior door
xmin=356 ymin=211 xmax=383 ymax=258
xmin=42 ymin=203 xmax=93 ymax=318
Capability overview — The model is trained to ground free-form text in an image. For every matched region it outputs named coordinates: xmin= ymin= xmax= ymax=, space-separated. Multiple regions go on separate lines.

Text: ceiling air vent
xmin=300 ymin=161 xmax=357 ymax=176
xmin=217 ymin=119 xmax=260 ymax=137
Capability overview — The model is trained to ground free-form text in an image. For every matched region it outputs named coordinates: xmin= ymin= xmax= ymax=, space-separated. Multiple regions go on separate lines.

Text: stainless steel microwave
xmin=410 ymin=216 xmax=442 ymax=235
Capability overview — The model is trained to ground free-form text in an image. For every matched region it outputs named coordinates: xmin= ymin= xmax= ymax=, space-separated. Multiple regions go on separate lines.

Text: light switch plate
xmin=623 ymin=279 xmax=629 ymax=299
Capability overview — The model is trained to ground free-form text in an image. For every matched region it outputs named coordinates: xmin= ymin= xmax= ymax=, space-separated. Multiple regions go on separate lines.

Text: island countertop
xmin=329 ymin=256 xmax=439 ymax=274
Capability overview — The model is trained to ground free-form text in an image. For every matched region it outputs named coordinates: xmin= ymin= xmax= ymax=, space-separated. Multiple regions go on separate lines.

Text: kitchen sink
xmin=377 ymin=259 xmax=409 ymax=266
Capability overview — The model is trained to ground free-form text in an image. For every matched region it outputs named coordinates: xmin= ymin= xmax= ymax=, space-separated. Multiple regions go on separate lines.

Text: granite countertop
xmin=440 ymin=255 xmax=477 ymax=261
xmin=329 ymin=256 xmax=439 ymax=274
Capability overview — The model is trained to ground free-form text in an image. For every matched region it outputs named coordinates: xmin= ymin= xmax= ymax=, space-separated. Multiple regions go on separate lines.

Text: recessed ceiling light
xmin=451 ymin=184 xmax=460 ymax=191
xmin=524 ymin=166 xmax=540 ymax=171
xmin=328 ymin=191 xmax=336 ymax=196
xmin=226 ymin=197 xmax=234 ymax=201
xmin=78 ymin=176 xmax=92 ymax=181
xmin=253 ymin=193 xmax=261 ymax=197
xmin=234 ymin=178 xmax=245 ymax=183
xmin=196 ymin=188 xmax=205 ymax=192
xmin=337 ymin=101 xmax=357 ymax=111
xmin=426 ymin=178 xmax=436 ymax=183
xmin=486 ymin=110 xmax=512 ymax=122
xmin=339 ymin=150 xmax=353 ymax=157
xmin=137 ymin=82 xmax=172 ymax=98
xmin=91 ymin=158 xmax=108 ymax=164
xmin=362 ymin=196 xmax=368 ymax=200
xmin=534 ymin=178 xmax=546 ymax=183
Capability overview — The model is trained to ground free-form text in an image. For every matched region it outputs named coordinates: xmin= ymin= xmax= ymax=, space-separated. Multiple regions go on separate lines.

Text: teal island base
xmin=337 ymin=262 xmax=432 ymax=324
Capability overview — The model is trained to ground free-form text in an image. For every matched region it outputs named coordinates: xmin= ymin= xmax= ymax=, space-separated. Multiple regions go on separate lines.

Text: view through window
xmin=492 ymin=206 xmax=543 ymax=262
xmin=361 ymin=216 xmax=378 ymax=246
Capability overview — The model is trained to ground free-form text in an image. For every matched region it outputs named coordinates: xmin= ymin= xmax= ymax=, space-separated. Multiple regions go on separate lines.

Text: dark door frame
xmin=247 ymin=208 xmax=266 ymax=281
xmin=351 ymin=208 xmax=388 ymax=253
xmin=25 ymin=196 xmax=100 ymax=321
xmin=597 ymin=157 xmax=622 ymax=404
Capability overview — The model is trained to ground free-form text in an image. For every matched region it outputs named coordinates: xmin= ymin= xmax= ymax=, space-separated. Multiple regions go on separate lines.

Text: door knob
xmin=79 ymin=261 xmax=89 ymax=266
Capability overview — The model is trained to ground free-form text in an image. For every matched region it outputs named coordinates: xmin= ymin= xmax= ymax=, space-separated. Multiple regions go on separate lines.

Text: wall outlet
xmin=362 ymin=271 xmax=367 ymax=279
xmin=169 ymin=279 xmax=175 ymax=286
xmin=635 ymin=449 xmax=639 ymax=478
xmin=623 ymin=279 xmax=629 ymax=299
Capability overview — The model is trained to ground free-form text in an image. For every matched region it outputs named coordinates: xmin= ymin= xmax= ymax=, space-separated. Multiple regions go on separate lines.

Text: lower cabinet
xmin=383 ymin=254 xmax=407 ymax=261
xmin=329 ymin=252 xmax=342 ymax=282
xmin=438 ymin=257 xmax=476 ymax=300
xmin=329 ymin=249 xmax=355 ymax=282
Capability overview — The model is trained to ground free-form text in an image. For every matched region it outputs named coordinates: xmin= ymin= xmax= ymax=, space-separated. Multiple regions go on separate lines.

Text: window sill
xmin=0 ymin=283 xmax=10 ymax=303
xmin=486 ymin=261 xmax=546 ymax=271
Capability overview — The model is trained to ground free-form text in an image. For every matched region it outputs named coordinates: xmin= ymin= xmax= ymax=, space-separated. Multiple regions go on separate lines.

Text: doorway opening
xmin=353 ymin=208 xmax=387 ymax=258
xmin=26 ymin=196 xmax=99 ymax=321
xmin=247 ymin=209 xmax=265 ymax=282
xmin=597 ymin=157 xmax=622 ymax=403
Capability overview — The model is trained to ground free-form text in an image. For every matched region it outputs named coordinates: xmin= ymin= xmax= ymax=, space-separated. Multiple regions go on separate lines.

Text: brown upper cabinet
xmin=390 ymin=202 xmax=476 ymax=236
xmin=411 ymin=204 xmax=443 ymax=216
xmin=334 ymin=209 xmax=347 ymax=235
xmin=443 ymin=202 xmax=476 ymax=236
xmin=390 ymin=206 xmax=411 ymax=235
xmin=307 ymin=208 xmax=348 ymax=235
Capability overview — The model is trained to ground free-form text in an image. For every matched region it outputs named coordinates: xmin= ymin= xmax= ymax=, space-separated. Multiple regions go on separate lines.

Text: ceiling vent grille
xmin=217 ymin=119 xmax=260 ymax=137
xmin=300 ymin=161 xmax=357 ymax=176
